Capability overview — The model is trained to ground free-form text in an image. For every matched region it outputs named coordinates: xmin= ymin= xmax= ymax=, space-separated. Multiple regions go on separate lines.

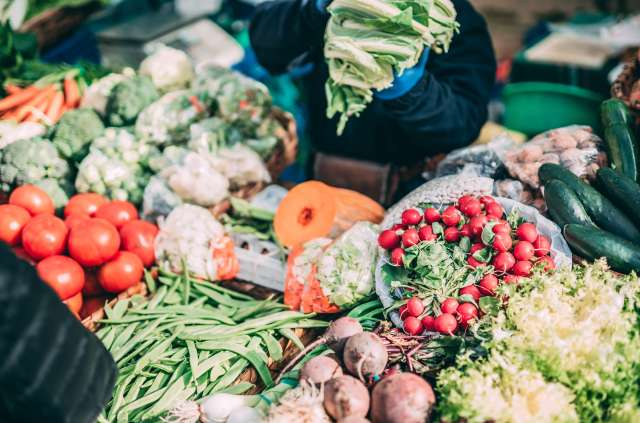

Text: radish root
xmin=162 ymin=401 xmax=200 ymax=423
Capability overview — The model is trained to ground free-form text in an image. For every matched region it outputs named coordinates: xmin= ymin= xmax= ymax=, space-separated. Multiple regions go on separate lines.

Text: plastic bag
xmin=436 ymin=135 xmax=515 ymax=178
xmin=376 ymin=197 xmax=572 ymax=328
xmin=500 ymin=125 xmax=605 ymax=189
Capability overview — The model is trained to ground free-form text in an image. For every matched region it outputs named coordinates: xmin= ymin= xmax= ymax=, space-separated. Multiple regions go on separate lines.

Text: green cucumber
xmin=601 ymin=99 xmax=640 ymax=182
xmin=596 ymin=167 xmax=640 ymax=228
xmin=538 ymin=163 xmax=640 ymax=243
xmin=543 ymin=179 xmax=594 ymax=227
xmin=564 ymin=224 xmax=640 ymax=274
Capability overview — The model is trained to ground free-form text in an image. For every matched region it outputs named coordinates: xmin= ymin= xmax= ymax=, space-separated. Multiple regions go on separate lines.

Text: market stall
xmin=1 ymin=1 xmax=640 ymax=423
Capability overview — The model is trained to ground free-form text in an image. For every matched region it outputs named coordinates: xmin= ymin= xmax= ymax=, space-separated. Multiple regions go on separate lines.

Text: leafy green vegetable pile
xmin=96 ymin=269 xmax=326 ymax=423
xmin=325 ymin=0 xmax=459 ymax=134
xmin=436 ymin=261 xmax=640 ymax=423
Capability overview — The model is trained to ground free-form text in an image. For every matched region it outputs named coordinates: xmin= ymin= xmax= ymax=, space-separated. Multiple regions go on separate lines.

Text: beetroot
xmin=300 ymin=355 xmax=343 ymax=384
xmin=370 ymin=373 xmax=435 ymax=423
xmin=343 ymin=332 xmax=389 ymax=381
xmin=324 ymin=376 xmax=370 ymax=420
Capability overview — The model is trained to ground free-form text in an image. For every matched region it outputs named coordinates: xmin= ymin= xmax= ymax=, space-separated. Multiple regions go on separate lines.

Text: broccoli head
xmin=106 ymin=75 xmax=159 ymax=126
xmin=35 ymin=178 xmax=70 ymax=210
xmin=51 ymin=108 xmax=105 ymax=160
xmin=0 ymin=137 xmax=71 ymax=193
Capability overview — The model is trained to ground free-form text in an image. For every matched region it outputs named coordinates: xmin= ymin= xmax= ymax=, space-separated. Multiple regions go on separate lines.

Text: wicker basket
xmin=611 ymin=48 xmax=640 ymax=118
xmin=81 ymin=282 xmax=147 ymax=332
xmin=19 ymin=1 xmax=103 ymax=50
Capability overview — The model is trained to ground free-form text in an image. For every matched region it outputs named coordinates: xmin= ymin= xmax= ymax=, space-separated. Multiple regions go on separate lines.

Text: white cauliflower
xmin=0 ymin=121 xmax=46 ymax=149
xmin=139 ymin=45 xmax=194 ymax=93
xmin=209 ymin=143 xmax=271 ymax=189
xmin=80 ymin=69 xmax=135 ymax=117
xmin=155 ymin=204 xmax=225 ymax=279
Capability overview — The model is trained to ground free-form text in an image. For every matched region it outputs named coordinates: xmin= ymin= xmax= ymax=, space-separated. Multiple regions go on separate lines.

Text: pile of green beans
xmin=95 ymin=269 xmax=327 ymax=423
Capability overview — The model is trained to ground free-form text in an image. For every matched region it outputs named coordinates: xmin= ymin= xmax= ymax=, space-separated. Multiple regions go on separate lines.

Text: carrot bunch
xmin=0 ymin=72 xmax=82 ymax=125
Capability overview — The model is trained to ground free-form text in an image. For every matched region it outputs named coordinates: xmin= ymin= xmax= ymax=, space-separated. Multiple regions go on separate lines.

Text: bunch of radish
xmin=378 ymin=195 xmax=554 ymax=336
xmin=0 ymin=185 xmax=158 ymax=319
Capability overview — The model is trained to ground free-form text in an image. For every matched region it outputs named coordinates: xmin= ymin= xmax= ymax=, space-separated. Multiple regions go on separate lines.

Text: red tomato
xmin=68 ymin=218 xmax=120 ymax=266
xmin=63 ymin=291 xmax=83 ymax=314
xmin=64 ymin=193 xmax=108 ymax=217
xmin=98 ymin=251 xmax=144 ymax=293
xmin=22 ymin=215 xmax=68 ymax=260
xmin=36 ymin=255 xmax=85 ymax=300
xmin=119 ymin=220 xmax=158 ymax=267
xmin=82 ymin=270 xmax=105 ymax=297
xmin=64 ymin=213 xmax=91 ymax=230
xmin=9 ymin=185 xmax=54 ymax=216
xmin=95 ymin=201 xmax=138 ymax=229
xmin=0 ymin=204 xmax=30 ymax=246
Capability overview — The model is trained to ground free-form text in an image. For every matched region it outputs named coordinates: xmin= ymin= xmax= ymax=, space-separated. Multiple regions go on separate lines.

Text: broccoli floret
xmin=51 ymin=108 xmax=105 ymax=160
xmin=0 ymin=137 xmax=71 ymax=193
xmin=35 ymin=178 xmax=70 ymax=210
xmin=106 ymin=75 xmax=159 ymax=126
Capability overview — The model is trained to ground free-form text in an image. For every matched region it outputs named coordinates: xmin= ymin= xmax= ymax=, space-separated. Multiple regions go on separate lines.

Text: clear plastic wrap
xmin=435 ymin=135 xmax=515 ymax=178
xmin=376 ymin=197 xmax=572 ymax=328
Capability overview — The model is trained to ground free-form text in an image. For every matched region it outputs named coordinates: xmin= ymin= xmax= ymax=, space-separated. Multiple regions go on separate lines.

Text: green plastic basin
xmin=503 ymin=82 xmax=604 ymax=137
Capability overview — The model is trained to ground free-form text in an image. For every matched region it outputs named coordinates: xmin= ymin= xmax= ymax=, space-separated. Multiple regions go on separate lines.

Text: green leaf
xmin=458 ymin=294 xmax=476 ymax=304
xmin=481 ymin=221 xmax=498 ymax=246
xmin=459 ymin=236 xmax=471 ymax=252
xmin=432 ymin=222 xmax=444 ymax=236
xmin=479 ymin=296 xmax=500 ymax=316
xmin=473 ymin=248 xmax=493 ymax=264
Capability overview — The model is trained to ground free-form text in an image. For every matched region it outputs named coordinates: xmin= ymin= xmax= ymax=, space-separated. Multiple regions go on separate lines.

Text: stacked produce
xmin=377 ymin=195 xmax=555 ymax=336
xmin=0 ymin=185 xmax=157 ymax=317
xmin=95 ymin=269 xmax=326 ymax=422
xmin=324 ymin=0 xmax=459 ymax=134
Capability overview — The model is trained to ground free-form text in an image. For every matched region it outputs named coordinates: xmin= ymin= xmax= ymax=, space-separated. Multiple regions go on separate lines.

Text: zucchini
xmin=564 ymin=224 xmax=640 ymax=274
xmin=538 ymin=163 xmax=640 ymax=243
xmin=601 ymin=99 xmax=640 ymax=181
xmin=596 ymin=167 xmax=640 ymax=228
xmin=543 ymin=179 xmax=594 ymax=227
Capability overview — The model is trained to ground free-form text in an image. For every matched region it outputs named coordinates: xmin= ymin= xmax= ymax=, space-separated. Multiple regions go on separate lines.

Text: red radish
xmin=460 ymin=224 xmax=471 ymax=237
xmin=402 ymin=209 xmax=423 ymax=226
xmin=418 ymin=225 xmax=436 ymax=242
xmin=516 ymin=223 xmax=538 ymax=243
xmin=424 ymin=207 xmax=440 ymax=223
xmin=479 ymin=274 xmax=499 ymax=295
xmin=378 ymin=230 xmax=400 ymax=250
xmin=513 ymin=241 xmax=535 ymax=261
xmin=434 ymin=313 xmax=457 ymax=335
xmin=441 ymin=206 xmax=461 ymax=226
xmin=479 ymin=195 xmax=496 ymax=205
xmin=492 ymin=233 xmax=512 ymax=252
xmin=503 ymin=274 xmax=521 ymax=284
xmin=492 ymin=221 xmax=511 ymax=235
xmin=399 ymin=304 xmax=408 ymax=319
xmin=493 ymin=252 xmax=515 ymax=273
xmin=421 ymin=315 xmax=436 ymax=331
xmin=441 ymin=298 xmax=459 ymax=314
xmin=444 ymin=227 xmax=460 ymax=242
xmin=457 ymin=303 xmax=478 ymax=328
xmin=537 ymin=255 xmax=555 ymax=271
xmin=459 ymin=285 xmax=481 ymax=302
xmin=402 ymin=229 xmax=420 ymax=248
xmin=404 ymin=316 xmax=423 ymax=335
xmin=533 ymin=235 xmax=551 ymax=257
xmin=485 ymin=202 xmax=504 ymax=218
xmin=469 ymin=215 xmax=488 ymax=236
xmin=470 ymin=242 xmax=484 ymax=254
xmin=406 ymin=297 xmax=424 ymax=317
xmin=391 ymin=223 xmax=406 ymax=231
xmin=391 ymin=248 xmax=404 ymax=266
xmin=513 ymin=260 xmax=533 ymax=276
xmin=458 ymin=195 xmax=474 ymax=207
xmin=461 ymin=199 xmax=481 ymax=217
xmin=467 ymin=256 xmax=485 ymax=268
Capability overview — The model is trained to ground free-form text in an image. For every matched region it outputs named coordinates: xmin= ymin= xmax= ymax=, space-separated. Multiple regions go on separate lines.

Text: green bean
xmin=116 ymin=385 xmax=169 ymax=419
xmin=210 ymin=357 xmax=249 ymax=392
xmin=108 ymin=372 xmax=135 ymax=421
xmin=186 ymin=340 xmax=199 ymax=378
xmin=147 ymin=370 xmax=170 ymax=394
xmin=258 ymin=331 xmax=283 ymax=361
xmin=134 ymin=329 xmax=182 ymax=373
xmin=100 ymin=327 xmax=117 ymax=351
xmin=196 ymin=342 xmax=273 ymax=387
xmin=142 ymin=371 xmax=193 ymax=419
xmin=123 ymin=376 xmax=146 ymax=407
xmin=111 ymin=316 xmax=168 ymax=362
xmin=220 ymin=381 xmax=255 ymax=395
xmin=278 ymin=328 xmax=305 ymax=351
xmin=144 ymin=270 xmax=156 ymax=294
xmin=146 ymin=285 xmax=167 ymax=310
xmin=110 ymin=323 xmax=140 ymax=353
xmin=118 ymin=338 xmax=157 ymax=369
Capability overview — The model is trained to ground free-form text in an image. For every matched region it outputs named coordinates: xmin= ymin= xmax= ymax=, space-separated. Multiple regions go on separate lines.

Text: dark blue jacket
xmin=250 ymin=0 xmax=497 ymax=165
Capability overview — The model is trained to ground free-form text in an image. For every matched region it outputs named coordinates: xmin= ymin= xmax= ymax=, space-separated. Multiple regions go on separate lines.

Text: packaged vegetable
xmin=139 ymin=44 xmax=194 ymax=93
xmin=80 ymin=69 xmax=134 ymax=117
xmin=155 ymin=204 xmax=238 ymax=280
xmin=209 ymin=143 xmax=271 ymax=190
xmin=105 ymin=75 xmax=159 ymax=126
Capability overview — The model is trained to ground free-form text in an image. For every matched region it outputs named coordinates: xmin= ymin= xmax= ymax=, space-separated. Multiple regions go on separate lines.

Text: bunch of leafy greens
xmin=436 ymin=260 xmax=640 ymax=423
xmin=325 ymin=0 xmax=459 ymax=134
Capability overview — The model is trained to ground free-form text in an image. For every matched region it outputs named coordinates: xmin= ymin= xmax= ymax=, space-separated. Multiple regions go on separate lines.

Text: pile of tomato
xmin=378 ymin=195 xmax=555 ymax=337
xmin=0 ymin=185 xmax=158 ymax=318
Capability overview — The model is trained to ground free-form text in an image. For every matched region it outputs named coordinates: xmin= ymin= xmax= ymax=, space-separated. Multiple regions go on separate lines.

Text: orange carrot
xmin=5 ymin=84 xmax=23 ymax=95
xmin=0 ymin=85 xmax=41 ymax=112
xmin=15 ymin=85 xmax=56 ymax=122
xmin=25 ymin=95 xmax=53 ymax=123
xmin=64 ymin=77 xmax=80 ymax=108
xmin=45 ymin=91 xmax=65 ymax=123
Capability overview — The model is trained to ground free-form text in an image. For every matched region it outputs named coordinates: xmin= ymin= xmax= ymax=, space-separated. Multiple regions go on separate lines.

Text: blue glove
xmin=375 ymin=48 xmax=430 ymax=101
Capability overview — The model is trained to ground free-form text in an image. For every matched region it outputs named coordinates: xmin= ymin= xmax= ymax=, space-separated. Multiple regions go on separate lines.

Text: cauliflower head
xmin=139 ymin=45 xmax=194 ymax=93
